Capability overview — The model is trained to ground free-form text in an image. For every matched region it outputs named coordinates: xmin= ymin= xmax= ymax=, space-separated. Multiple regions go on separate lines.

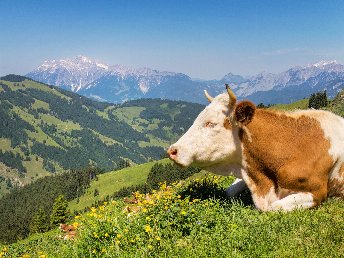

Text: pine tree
xmin=308 ymin=91 xmax=328 ymax=109
xmin=50 ymin=195 xmax=69 ymax=227
xmin=30 ymin=208 xmax=50 ymax=234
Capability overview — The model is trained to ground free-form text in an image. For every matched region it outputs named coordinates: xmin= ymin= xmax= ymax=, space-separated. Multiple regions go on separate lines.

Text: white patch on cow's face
xmin=169 ymin=93 xmax=242 ymax=170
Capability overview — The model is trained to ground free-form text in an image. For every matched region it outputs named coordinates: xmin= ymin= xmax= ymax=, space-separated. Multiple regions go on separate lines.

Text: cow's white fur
xmin=170 ymin=94 xmax=243 ymax=172
xmin=269 ymin=193 xmax=314 ymax=211
xmin=313 ymin=111 xmax=344 ymax=193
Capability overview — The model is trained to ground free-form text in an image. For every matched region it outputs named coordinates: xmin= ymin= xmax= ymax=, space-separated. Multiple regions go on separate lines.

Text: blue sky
xmin=0 ymin=0 xmax=343 ymax=79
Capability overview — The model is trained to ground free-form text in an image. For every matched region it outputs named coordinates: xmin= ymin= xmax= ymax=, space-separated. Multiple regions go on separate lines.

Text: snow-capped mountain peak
xmin=311 ymin=60 xmax=338 ymax=68
xmin=28 ymin=55 xmax=186 ymax=95
xmin=27 ymin=56 xmax=344 ymax=105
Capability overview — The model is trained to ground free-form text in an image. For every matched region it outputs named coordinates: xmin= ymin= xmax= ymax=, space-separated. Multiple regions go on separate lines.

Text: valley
xmin=0 ymin=75 xmax=203 ymax=196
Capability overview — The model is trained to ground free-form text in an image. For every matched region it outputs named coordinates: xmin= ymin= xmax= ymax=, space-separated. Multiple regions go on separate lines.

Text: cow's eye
xmin=204 ymin=122 xmax=216 ymax=128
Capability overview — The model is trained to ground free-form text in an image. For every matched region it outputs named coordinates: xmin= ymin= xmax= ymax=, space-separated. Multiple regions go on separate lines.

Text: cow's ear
xmin=234 ymin=101 xmax=256 ymax=126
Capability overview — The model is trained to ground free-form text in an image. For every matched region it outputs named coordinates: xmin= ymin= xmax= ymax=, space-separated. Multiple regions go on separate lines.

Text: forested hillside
xmin=0 ymin=75 xmax=204 ymax=196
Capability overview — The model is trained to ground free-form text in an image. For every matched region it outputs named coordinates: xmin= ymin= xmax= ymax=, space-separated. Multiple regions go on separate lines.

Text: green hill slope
xmin=0 ymin=75 xmax=203 ymax=196
xmin=69 ymin=159 xmax=172 ymax=212
xmin=269 ymin=98 xmax=309 ymax=111
xmin=3 ymin=174 xmax=344 ymax=257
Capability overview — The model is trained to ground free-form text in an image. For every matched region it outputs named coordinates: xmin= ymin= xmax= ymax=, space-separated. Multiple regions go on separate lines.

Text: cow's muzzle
xmin=167 ymin=146 xmax=178 ymax=160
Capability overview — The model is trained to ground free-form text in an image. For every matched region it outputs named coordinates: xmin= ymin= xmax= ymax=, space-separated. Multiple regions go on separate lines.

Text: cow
xmin=167 ymin=85 xmax=344 ymax=211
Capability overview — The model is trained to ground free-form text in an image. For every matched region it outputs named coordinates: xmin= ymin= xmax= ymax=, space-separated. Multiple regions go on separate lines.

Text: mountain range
xmin=27 ymin=56 xmax=344 ymax=104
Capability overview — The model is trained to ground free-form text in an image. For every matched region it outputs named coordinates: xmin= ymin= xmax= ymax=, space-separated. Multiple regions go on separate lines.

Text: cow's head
xmin=167 ymin=85 xmax=255 ymax=174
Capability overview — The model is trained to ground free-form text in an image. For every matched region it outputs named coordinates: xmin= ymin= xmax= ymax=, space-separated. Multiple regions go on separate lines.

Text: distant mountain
xmin=27 ymin=56 xmax=344 ymax=104
xmin=237 ymin=60 xmax=344 ymax=104
xmin=0 ymin=75 xmax=203 ymax=196
xmin=27 ymin=55 xmax=110 ymax=92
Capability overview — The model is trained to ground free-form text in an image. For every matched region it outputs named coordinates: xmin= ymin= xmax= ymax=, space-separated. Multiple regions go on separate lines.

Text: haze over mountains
xmin=27 ymin=56 xmax=344 ymax=104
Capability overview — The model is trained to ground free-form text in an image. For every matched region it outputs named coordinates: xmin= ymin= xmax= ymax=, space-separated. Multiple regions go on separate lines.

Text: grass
xmin=22 ymin=157 xmax=51 ymax=181
xmin=138 ymin=134 xmax=169 ymax=148
xmin=0 ymin=139 xmax=11 ymax=152
xmin=1 ymin=80 xmax=71 ymax=100
xmin=112 ymin=107 xmax=146 ymax=121
xmin=90 ymin=130 xmax=120 ymax=146
xmin=3 ymin=174 xmax=344 ymax=257
xmin=31 ymin=99 xmax=50 ymax=111
xmin=68 ymin=159 xmax=172 ymax=212
xmin=270 ymin=98 xmax=309 ymax=111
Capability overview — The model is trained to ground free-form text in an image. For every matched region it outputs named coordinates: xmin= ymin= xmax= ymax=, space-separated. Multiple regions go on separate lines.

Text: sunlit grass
xmin=270 ymin=98 xmax=309 ymax=111
xmin=5 ymin=174 xmax=344 ymax=258
xmin=68 ymin=159 xmax=172 ymax=212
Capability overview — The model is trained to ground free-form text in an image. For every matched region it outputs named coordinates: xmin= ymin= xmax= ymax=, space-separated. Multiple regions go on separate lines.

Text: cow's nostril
xmin=167 ymin=147 xmax=178 ymax=159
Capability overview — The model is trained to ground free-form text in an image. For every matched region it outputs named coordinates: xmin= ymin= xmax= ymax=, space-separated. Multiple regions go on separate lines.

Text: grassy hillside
xmin=1 ymin=89 xmax=344 ymax=255
xmin=3 ymin=174 xmax=344 ymax=257
xmin=69 ymin=159 xmax=172 ymax=212
xmin=0 ymin=75 xmax=203 ymax=197
xmin=269 ymin=98 xmax=309 ymax=111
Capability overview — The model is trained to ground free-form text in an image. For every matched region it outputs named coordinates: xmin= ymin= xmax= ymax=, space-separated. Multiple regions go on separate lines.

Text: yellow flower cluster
xmin=0 ymin=247 xmax=7 ymax=258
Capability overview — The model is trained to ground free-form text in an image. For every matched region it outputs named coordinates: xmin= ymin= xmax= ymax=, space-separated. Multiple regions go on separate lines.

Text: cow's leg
xmin=268 ymin=192 xmax=315 ymax=211
xmin=225 ymin=178 xmax=247 ymax=198
xmin=241 ymin=171 xmax=279 ymax=211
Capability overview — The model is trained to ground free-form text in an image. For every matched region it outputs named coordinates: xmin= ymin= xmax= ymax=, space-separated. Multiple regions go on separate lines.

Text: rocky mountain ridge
xmin=27 ymin=56 xmax=344 ymax=104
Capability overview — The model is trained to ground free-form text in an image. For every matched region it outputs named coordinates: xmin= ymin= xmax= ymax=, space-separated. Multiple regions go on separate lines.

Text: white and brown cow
xmin=167 ymin=86 xmax=344 ymax=211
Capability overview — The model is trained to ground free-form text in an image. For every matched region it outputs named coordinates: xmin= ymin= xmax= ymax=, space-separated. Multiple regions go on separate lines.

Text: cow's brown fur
xmin=238 ymin=106 xmax=334 ymax=206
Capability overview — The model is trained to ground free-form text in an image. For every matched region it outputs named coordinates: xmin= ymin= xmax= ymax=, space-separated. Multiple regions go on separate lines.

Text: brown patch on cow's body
xmin=328 ymin=163 xmax=344 ymax=197
xmin=240 ymin=109 xmax=333 ymax=207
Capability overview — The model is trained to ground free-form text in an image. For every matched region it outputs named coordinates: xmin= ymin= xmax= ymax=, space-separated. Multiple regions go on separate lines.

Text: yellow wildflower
xmin=105 ymin=233 xmax=109 ymax=237
xmin=181 ymin=210 xmax=187 ymax=216
xmin=144 ymin=225 xmax=152 ymax=233
xmin=116 ymin=233 xmax=122 ymax=238
xmin=156 ymin=236 xmax=161 ymax=241
xmin=74 ymin=215 xmax=81 ymax=219
xmin=148 ymin=245 xmax=153 ymax=250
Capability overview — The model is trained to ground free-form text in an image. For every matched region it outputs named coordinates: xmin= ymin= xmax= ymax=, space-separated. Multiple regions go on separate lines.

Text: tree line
xmin=0 ymin=166 xmax=101 ymax=244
